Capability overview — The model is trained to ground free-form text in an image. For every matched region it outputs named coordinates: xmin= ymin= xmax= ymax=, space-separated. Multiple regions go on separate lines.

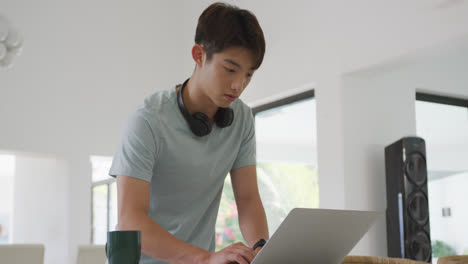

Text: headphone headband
xmin=176 ymin=79 xmax=193 ymax=123
xmin=176 ymin=78 xmax=234 ymax=137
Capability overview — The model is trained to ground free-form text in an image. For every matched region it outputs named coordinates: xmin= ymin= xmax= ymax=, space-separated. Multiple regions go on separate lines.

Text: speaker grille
xmin=408 ymin=231 xmax=432 ymax=262
xmin=407 ymin=192 xmax=429 ymax=226
xmin=405 ymin=152 xmax=427 ymax=186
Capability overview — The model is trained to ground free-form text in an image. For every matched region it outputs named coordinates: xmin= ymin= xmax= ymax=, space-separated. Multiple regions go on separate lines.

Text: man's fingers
xmin=230 ymin=243 xmax=255 ymax=262
xmin=229 ymin=253 xmax=249 ymax=264
xmin=212 ymin=242 xmax=256 ymax=264
xmin=240 ymin=247 xmax=255 ymax=261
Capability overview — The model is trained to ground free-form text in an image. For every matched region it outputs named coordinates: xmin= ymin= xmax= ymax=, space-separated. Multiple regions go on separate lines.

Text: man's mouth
xmin=224 ymin=94 xmax=238 ymax=102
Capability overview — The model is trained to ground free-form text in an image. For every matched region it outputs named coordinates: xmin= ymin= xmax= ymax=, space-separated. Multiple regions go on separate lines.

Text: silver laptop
xmin=251 ymin=208 xmax=380 ymax=264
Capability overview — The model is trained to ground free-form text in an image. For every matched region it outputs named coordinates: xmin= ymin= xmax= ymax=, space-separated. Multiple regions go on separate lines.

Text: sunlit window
xmin=0 ymin=154 xmax=15 ymax=244
xmin=90 ymin=155 xmax=116 ymax=244
xmin=415 ymin=93 xmax=468 ymax=262
xmin=215 ymin=91 xmax=319 ymax=250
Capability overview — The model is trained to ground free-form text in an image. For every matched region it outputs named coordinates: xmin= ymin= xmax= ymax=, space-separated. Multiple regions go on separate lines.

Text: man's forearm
xmin=237 ymin=197 xmax=269 ymax=247
xmin=119 ymin=213 xmax=209 ymax=264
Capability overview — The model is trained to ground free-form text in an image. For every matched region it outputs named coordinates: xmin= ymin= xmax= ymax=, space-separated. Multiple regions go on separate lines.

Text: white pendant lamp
xmin=0 ymin=15 xmax=23 ymax=70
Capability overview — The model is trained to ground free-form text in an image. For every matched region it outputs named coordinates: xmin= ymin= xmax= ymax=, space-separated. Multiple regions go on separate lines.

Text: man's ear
xmin=192 ymin=44 xmax=205 ymax=68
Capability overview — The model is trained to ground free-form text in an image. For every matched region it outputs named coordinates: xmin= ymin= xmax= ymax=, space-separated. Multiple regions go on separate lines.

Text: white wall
xmin=0 ymin=0 xmax=186 ymax=156
xmin=12 ymin=153 xmax=69 ymax=264
xmin=341 ymin=39 xmax=468 ymax=256
xmin=1 ymin=1 xmax=468 ymax=262
xmin=341 ymin=74 xmax=418 ymax=256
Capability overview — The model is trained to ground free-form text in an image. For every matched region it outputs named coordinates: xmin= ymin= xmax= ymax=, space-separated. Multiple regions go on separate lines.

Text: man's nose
xmin=232 ymin=77 xmax=246 ymax=92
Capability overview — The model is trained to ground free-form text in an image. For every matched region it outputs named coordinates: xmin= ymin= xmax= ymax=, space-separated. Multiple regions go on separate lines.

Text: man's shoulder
xmin=143 ymin=87 xmax=175 ymax=110
xmin=133 ymin=87 xmax=176 ymax=119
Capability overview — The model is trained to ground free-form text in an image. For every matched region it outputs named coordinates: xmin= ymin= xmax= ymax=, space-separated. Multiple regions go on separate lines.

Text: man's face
xmin=198 ymin=46 xmax=256 ymax=108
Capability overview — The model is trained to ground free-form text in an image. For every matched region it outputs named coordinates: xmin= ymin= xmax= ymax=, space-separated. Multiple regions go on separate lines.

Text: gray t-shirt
xmin=109 ymin=86 xmax=256 ymax=264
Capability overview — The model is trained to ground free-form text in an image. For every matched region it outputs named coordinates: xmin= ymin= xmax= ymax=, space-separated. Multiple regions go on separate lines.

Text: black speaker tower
xmin=385 ymin=137 xmax=432 ymax=263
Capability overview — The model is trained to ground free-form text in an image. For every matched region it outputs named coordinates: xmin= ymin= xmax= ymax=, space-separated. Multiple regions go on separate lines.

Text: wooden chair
xmin=437 ymin=255 xmax=468 ymax=264
xmin=0 ymin=244 xmax=45 ymax=264
xmin=342 ymin=255 xmax=428 ymax=264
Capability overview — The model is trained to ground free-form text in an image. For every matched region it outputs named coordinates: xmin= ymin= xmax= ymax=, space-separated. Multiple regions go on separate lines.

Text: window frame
xmin=252 ymin=90 xmax=315 ymax=116
xmin=416 ymin=92 xmax=468 ymax=108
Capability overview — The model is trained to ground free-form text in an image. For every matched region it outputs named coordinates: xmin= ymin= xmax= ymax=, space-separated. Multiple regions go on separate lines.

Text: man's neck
xmin=181 ymin=76 xmax=219 ymax=120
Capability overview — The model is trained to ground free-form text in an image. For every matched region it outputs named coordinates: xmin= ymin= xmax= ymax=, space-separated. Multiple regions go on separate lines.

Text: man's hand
xmin=205 ymin=242 xmax=255 ymax=264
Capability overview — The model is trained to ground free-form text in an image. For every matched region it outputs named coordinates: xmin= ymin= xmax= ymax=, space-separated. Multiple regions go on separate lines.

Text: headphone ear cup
xmin=214 ymin=108 xmax=234 ymax=128
xmin=191 ymin=112 xmax=212 ymax=137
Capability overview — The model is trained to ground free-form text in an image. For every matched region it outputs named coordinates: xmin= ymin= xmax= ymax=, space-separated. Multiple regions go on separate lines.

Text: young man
xmin=109 ymin=2 xmax=268 ymax=264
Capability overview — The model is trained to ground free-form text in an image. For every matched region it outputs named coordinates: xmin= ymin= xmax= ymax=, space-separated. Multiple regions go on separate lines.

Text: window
xmin=0 ymin=154 xmax=15 ymax=244
xmin=215 ymin=90 xmax=319 ymax=250
xmin=90 ymin=156 xmax=116 ymax=244
xmin=415 ymin=93 xmax=468 ymax=260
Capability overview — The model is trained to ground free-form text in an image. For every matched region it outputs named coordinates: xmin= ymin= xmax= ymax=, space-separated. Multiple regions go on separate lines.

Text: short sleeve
xmin=109 ymin=110 xmax=158 ymax=182
xmin=231 ymin=108 xmax=256 ymax=170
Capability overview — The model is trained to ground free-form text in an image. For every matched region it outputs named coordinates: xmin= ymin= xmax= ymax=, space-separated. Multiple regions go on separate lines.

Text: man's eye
xmin=224 ymin=67 xmax=235 ymax=73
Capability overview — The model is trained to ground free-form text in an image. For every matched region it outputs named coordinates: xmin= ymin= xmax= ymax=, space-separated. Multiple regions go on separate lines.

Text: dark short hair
xmin=195 ymin=2 xmax=266 ymax=70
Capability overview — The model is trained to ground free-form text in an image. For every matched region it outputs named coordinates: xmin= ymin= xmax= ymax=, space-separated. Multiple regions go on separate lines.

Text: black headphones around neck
xmin=177 ymin=78 xmax=234 ymax=137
